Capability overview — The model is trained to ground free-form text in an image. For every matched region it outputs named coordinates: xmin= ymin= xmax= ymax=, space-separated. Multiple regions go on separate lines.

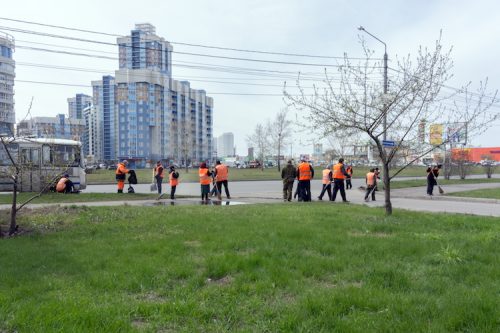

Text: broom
xmin=437 ymin=181 xmax=444 ymax=194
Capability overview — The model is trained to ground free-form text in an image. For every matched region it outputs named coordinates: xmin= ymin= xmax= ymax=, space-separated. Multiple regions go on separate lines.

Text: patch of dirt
xmin=342 ymin=280 xmax=364 ymax=288
xmin=131 ymin=318 xmax=150 ymax=330
xmin=349 ymin=231 xmax=392 ymax=238
xmin=206 ymin=275 xmax=233 ymax=286
xmin=184 ymin=240 xmax=201 ymax=247
xmin=134 ymin=291 xmax=166 ymax=303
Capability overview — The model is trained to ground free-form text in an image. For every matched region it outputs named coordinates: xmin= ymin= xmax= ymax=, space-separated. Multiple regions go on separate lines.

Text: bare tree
xmin=268 ymin=109 xmax=292 ymax=171
xmin=285 ymin=34 xmax=499 ymax=215
xmin=247 ymin=123 xmax=270 ymax=171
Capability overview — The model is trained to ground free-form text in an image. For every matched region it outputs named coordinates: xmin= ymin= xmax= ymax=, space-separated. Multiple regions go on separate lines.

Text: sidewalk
xmin=1 ymin=181 xmax=499 ymax=217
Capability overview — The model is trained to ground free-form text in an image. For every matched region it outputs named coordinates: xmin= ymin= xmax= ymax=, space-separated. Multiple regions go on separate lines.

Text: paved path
xmin=1 ymin=178 xmax=500 ymax=217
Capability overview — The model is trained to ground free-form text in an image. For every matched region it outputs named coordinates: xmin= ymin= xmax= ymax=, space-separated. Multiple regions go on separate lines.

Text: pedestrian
xmin=318 ymin=164 xmax=332 ymax=200
xmin=169 ymin=166 xmax=179 ymax=200
xmin=346 ymin=164 xmax=353 ymax=189
xmin=209 ymin=165 xmax=219 ymax=197
xmin=331 ymin=158 xmax=350 ymax=202
xmin=56 ymin=173 xmax=74 ymax=193
xmin=215 ymin=160 xmax=231 ymax=199
xmin=374 ymin=167 xmax=381 ymax=191
xmin=115 ymin=160 xmax=130 ymax=193
xmin=281 ymin=160 xmax=297 ymax=202
xmin=364 ymin=168 xmax=376 ymax=202
xmin=426 ymin=164 xmax=441 ymax=196
xmin=199 ymin=162 xmax=212 ymax=202
xmin=153 ymin=161 xmax=164 ymax=194
xmin=296 ymin=159 xmax=314 ymax=202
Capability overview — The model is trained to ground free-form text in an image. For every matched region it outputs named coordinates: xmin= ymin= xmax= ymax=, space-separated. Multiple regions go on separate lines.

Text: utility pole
xmin=358 ymin=26 xmax=388 ymax=140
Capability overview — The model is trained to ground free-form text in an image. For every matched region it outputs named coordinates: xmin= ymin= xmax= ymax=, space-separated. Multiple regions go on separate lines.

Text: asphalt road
xmin=81 ymin=178 xmax=500 ymax=217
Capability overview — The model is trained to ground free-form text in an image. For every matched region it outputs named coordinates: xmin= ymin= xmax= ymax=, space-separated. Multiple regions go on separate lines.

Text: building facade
xmin=0 ymin=31 xmax=15 ymax=136
xmin=17 ymin=114 xmax=85 ymax=141
xmin=217 ymin=132 xmax=234 ymax=158
xmin=67 ymin=93 xmax=92 ymax=119
xmin=90 ymin=24 xmax=213 ymax=167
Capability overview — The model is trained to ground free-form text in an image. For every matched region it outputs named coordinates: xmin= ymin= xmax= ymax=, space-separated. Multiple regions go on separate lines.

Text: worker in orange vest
xmin=199 ymin=162 xmax=213 ymax=202
xmin=331 ymin=158 xmax=350 ymax=202
xmin=345 ymin=165 xmax=353 ymax=189
xmin=115 ymin=160 xmax=130 ymax=193
xmin=153 ymin=161 xmax=164 ymax=194
xmin=318 ymin=164 xmax=333 ymax=200
xmin=214 ymin=160 xmax=231 ymax=200
xmin=364 ymin=168 xmax=377 ymax=202
xmin=56 ymin=173 xmax=74 ymax=193
xmin=169 ymin=166 xmax=179 ymax=200
xmin=296 ymin=159 xmax=314 ymax=202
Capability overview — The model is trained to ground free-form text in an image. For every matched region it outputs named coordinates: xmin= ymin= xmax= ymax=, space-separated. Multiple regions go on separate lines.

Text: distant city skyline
xmin=2 ymin=0 xmax=500 ymax=155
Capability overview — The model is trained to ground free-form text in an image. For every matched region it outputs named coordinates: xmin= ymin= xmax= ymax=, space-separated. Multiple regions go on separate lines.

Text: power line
xmin=0 ymin=16 xmax=382 ymax=61
xmin=1 ymin=25 xmax=381 ymax=68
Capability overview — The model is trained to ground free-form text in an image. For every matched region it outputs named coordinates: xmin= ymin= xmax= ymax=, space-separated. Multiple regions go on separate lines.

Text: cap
xmin=122 ymin=159 xmax=128 ymax=164
xmin=63 ymin=173 xmax=69 ymax=177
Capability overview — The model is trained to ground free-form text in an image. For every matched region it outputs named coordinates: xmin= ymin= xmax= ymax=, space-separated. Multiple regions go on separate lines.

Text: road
xmin=80 ymin=178 xmax=500 ymax=217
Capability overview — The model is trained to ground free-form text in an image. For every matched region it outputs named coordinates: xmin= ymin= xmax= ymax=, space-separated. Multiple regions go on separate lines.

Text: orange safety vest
xmin=56 ymin=177 xmax=67 ymax=192
xmin=199 ymin=168 xmax=211 ymax=185
xmin=215 ymin=164 xmax=228 ymax=181
xmin=366 ymin=172 xmax=375 ymax=186
xmin=332 ymin=163 xmax=345 ymax=180
xmin=116 ymin=163 xmax=129 ymax=176
xmin=169 ymin=171 xmax=179 ymax=186
xmin=346 ymin=166 xmax=353 ymax=176
xmin=322 ymin=169 xmax=331 ymax=184
xmin=298 ymin=162 xmax=312 ymax=181
xmin=154 ymin=165 xmax=164 ymax=178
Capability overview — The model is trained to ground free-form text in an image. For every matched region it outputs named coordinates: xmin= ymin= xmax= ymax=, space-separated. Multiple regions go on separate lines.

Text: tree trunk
xmin=277 ymin=145 xmax=281 ymax=172
xmin=9 ymin=176 xmax=18 ymax=236
xmin=383 ymin=162 xmax=392 ymax=215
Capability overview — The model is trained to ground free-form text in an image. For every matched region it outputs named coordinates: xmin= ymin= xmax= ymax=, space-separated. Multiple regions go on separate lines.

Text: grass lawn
xmin=0 ymin=192 xmax=162 ymax=205
xmin=389 ymin=177 xmax=500 ymax=189
xmin=87 ymin=166 xmax=491 ymax=184
xmin=1 ymin=204 xmax=499 ymax=332
xmin=448 ymin=187 xmax=500 ymax=199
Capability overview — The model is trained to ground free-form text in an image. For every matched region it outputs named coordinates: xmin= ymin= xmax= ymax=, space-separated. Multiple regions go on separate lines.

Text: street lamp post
xmin=358 ymin=26 xmax=388 ymax=141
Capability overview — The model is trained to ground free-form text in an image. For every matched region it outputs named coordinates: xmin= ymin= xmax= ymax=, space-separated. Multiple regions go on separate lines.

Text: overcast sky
xmin=2 ymin=0 xmax=500 ymax=155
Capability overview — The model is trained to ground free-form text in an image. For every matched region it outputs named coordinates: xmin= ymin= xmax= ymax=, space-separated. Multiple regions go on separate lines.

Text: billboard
xmin=429 ymin=124 xmax=443 ymax=145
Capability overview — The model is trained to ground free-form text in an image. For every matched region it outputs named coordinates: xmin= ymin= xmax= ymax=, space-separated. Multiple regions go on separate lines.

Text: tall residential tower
xmin=0 ymin=32 xmax=15 ymax=136
xmin=91 ymin=23 xmax=213 ymax=166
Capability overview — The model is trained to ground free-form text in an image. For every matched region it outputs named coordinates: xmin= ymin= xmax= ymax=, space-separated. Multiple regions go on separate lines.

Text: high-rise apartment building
xmin=91 ymin=75 xmax=116 ymax=162
xmin=0 ymin=31 xmax=15 ymax=136
xmin=90 ymin=24 xmax=213 ymax=166
xmin=67 ymin=93 xmax=92 ymax=119
xmin=17 ymin=114 xmax=85 ymax=141
xmin=217 ymin=132 xmax=234 ymax=158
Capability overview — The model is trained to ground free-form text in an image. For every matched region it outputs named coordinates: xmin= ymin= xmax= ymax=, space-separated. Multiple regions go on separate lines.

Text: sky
xmin=2 ymin=0 xmax=500 ymax=156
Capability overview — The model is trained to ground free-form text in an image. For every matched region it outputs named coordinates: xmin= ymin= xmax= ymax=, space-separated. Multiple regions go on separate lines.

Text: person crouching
xmin=56 ymin=173 xmax=74 ymax=193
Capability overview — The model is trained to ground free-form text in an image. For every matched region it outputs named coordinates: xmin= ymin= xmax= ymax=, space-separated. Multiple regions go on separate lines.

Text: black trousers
xmin=346 ymin=178 xmax=352 ymax=189
xmin=318 ymin=183 xmax=332 ymax=200
xmin=155 ymin=176 xmax=163 ymax=194
xmin=364 ymin=185 xmax=376 ymax=201
xmin=298 ymin=180 xmax=311 ymax=202
xmin=427 ymin=180 xmax=436 ymax=195
xmin=216 ymin=180 xmax=230 ymax=198
xmin=331 ymin=179 xmax=347 ymax=201
xmin=170 ymin=185 xmax=176 ymax=199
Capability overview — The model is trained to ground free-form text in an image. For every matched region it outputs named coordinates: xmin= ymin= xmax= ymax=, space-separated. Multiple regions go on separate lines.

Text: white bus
xmin=0 ymin=138 xmax=86 ymax=192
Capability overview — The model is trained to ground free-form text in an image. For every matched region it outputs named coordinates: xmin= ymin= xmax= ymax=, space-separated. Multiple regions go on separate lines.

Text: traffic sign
xmin=382 ymin=140 xmax=395 ymax=147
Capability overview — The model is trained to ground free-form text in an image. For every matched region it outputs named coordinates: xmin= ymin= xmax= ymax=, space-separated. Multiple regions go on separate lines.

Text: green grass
xmin=448 ymin=187 xmax=500 ymax=199
xmin=1 ymin=204 xmax=499 ymax=332
xmin=0 ymin=192 xmax=162 ymax=205
xmin=87 ymin=166 xmax=492 ymax=184
xmin=389 ymin=177 xmax=500 ymax=189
